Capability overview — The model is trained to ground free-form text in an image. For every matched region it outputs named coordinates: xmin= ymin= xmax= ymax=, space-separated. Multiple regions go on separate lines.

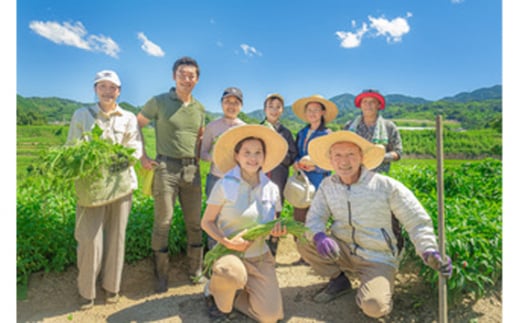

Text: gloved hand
xmin=422 ymin=250 xmax=453 ymax=277
xmin=313 ymin=232 xmax=340 ymax=260
xmin=383 ymin=152 xmax=395 ymax=163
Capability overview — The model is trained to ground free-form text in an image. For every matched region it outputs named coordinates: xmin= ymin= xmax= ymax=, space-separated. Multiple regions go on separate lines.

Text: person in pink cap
xmin=343 ymin=89 xmax=402 ymax=173
xmin=200 ymin=87 xmax=247 ymax=250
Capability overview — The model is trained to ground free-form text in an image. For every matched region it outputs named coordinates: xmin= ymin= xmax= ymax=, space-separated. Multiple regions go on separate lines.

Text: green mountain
xmin=17 ymin=85 xmax=502 ymax=130
xmin=16 ymin=95 xmax=140 ymax=125
xmin=439 ymin=85 xmax=502 ymax=103
xmin=248 ymin=85 xmax=501 ymax=130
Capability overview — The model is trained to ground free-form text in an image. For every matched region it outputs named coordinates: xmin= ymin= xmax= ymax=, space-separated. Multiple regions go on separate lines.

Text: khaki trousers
xmin=151 ymin=159 xmax=203 ymax=274
xmin=212 ymin=252 xmax=284 ymax=323
xmin=75 ymin=193 xmax=132 ymax=300
xmin=297 ymin=237 xmax=396 ymax=318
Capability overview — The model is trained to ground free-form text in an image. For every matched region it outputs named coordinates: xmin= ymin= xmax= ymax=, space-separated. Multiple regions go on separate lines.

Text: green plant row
xmin=16 ymin=125 xmax=502 ymax=180
xmin=16 ymin=158 xmax=502 ymax=302
xmin=389 ymin=158 xmax=502 ymax=299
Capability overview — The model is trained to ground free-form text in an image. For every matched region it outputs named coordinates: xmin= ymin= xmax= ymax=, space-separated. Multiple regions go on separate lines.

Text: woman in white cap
xmin=290 ymin=94 xmax=338 ymax=265
xmin=200 ymin=124 xmax=289 ymax=322
xmin=67 ymin=70 xmax=143 ymax=309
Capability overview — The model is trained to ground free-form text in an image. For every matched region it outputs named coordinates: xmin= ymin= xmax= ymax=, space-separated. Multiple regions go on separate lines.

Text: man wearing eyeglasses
xmin=137 ymin=56 xmax=206 ymax=293
xmin=343 ymin=89 xmax=402 ymax=174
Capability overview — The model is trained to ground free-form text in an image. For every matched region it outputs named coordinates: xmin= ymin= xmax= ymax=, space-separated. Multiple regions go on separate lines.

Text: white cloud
xmin=240 ymin=44 xmax=262 ymax=57
xmin=28 ymin=20 xmax=120 ymax=58
xmin=336 ymin=13 xmax=412 ymax=48
xmin=137 ymin=32 xmax=165 ymax=57
xmin=336 ymin=22 xmax=369 ymax=48
xmin=88 ymin=34 xmax=120 ymax=58
xmin=451 ymin=0 xmax=464 ymax=3
xmin=368 ymin=15 xmax=411 ymax=43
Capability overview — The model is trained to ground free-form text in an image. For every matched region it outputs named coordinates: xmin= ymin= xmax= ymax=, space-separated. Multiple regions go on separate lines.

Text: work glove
xmin=422 ymin=250 xmax=453 ymax=277
xmin=313 ymin=232 xmax=340 ymax=260
xmin=383 ymin=152 xmax=394 ymax=163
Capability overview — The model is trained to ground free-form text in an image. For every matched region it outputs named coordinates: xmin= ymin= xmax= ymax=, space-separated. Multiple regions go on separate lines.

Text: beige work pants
xmin=75 ymin=194 xmax=132 ymax=299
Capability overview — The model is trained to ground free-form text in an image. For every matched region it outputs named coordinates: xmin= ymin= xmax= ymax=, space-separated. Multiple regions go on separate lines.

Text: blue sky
xmin=4 ymin=1 xmax=520 ymax=319
xmin=16 ymin=0 xmax=503 ymax=113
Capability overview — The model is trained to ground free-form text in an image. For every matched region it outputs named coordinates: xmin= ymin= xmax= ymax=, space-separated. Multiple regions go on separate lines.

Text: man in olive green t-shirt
xmin=137 ymin=56 xmax=206 ymax=293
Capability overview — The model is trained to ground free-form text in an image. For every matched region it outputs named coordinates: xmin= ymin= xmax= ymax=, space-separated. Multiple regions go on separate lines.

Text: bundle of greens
xmin=196 ymin=217 xmax=309 ymax=281
xmin=40 ymin=124 xmax=136 ymax=189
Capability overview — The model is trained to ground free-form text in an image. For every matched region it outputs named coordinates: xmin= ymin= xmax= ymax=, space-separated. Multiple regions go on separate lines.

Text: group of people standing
xmin=67 ymin=56 xmax=452 ymax=322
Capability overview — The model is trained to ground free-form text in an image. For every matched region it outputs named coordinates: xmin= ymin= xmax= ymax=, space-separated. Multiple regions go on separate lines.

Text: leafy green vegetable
xmin=197 ymin=217 xmax=309 ymax=281
xmin=39 ymin=124 xmax=136 ymax=188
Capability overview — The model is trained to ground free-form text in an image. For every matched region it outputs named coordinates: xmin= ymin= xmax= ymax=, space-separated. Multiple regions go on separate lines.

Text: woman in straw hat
xmin=201 ymin=124 xmax=289 ymax=322
xmin=290 ymin=94 xmax=338 ymax=265
xmin=296 ymin=131 xmax=452 ymax=319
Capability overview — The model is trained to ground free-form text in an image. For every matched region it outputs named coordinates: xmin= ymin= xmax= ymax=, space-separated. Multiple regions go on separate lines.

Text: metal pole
xmin=436 ymin=115 xmax=448 ymax=323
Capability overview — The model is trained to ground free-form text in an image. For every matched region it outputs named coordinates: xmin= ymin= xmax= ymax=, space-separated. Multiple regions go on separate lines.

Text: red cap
xmin=354 ymin=90 xmax=385 ymax=110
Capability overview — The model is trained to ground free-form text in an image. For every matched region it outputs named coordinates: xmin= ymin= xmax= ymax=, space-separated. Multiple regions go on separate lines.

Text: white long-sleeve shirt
xmin=67 ymin=104 xmax=143 ymax=189
xmin=305 ymin=167 xmax=439 ymax=269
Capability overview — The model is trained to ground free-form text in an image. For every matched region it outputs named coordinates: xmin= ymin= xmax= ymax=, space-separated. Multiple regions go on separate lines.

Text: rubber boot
xmin=188 ymin=243 xmax=206 ymax=284
xmin=153 ymin=250 xmax=169 ymax=293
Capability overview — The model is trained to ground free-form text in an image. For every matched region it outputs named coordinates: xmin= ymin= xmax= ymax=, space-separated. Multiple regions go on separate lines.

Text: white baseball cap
xmin=94 ymin=70 xmax=121 ymax=87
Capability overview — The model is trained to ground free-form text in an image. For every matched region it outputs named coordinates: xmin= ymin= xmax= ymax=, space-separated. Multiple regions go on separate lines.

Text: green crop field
xmin=16 ymin=124 xmax=502 ymax=302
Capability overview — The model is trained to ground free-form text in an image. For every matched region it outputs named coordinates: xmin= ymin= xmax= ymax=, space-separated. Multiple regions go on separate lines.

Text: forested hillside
xmin=17 ymin=85 xmax=501 ymax=131
xmin=246 ymin=85 xmax=502 ymax=130
xmin=16 ymin=95 xmax=140 ymax=125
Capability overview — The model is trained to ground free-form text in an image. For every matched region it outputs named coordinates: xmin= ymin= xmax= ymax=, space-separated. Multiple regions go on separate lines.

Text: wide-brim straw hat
xmin=308 ymin=131 xmax=385 ymax=171
xmin=291 ymin=95 xmax=338 ymax=123
xmin=213 ymin=124 xmax=288 ymax=174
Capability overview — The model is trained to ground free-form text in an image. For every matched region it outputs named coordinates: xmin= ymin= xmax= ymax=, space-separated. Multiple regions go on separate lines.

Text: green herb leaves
xmin=40 ymin=124 xmax=136 ymax=188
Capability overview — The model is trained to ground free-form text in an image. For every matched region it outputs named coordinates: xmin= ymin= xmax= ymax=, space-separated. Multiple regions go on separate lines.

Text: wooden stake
xmin=436 ymin=115 xmax=448 ymax=323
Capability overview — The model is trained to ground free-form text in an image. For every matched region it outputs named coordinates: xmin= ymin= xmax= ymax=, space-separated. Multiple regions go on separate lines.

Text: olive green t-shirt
xmin=141 ymin=88 xmax=205 ymax=158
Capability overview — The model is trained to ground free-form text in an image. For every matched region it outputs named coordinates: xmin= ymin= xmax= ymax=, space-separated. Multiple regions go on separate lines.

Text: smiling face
xmin=304 ymin=102 xmax=326 ymax=125
xmin=359 ymin=97 xmax=381 ymax=119
xmin=234 ymin=138 xmax=265 ymax=175
xmin=94 ymin=80 xmax=120 ymax=111
xmin=329 ymin=141 xmax=363 ymax=185
xmin=222 ymin=96 xmax=242 ymax=119
xmin=264 ymin=97 xmax=284 ymax=124
xmin=173 ymin=64 xmax=199 ymax=97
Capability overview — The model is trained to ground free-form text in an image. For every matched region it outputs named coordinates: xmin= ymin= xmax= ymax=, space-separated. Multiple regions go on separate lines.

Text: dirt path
xmin=17 ymin=236 xmax=502 ymax=322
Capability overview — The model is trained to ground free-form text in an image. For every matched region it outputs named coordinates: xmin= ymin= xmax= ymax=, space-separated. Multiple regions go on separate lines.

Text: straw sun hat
xmin=291 ymin=94 xmax=338 ymax=123
xmin=308 ymin=131 xmax=386 ymax=171
xmin=213 ymin=124 xmax=288 ymax=174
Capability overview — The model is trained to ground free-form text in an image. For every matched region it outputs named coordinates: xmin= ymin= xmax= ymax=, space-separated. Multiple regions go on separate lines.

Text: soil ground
xmin=17 ymin=236 xmax=502 ymax=323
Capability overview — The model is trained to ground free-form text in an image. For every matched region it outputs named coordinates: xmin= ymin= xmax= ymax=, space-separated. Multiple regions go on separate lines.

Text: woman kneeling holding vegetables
xmin=200 ymin=124 xmax=293 ymax=323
